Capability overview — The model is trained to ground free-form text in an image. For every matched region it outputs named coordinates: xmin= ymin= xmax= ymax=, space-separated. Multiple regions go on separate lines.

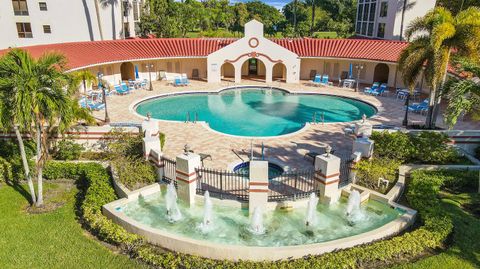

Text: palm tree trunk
xmin=13 ymin=125 xmax=36 ymax=205
xmin=311 ymin=1 xmax=316 ymax=34
xmin=94 ymin=0 xmax=104 ymax=40
xmin=431 ymin=53 xmax=452 ymax=127
xmin=35 ymin=123 xmax=43 ymax=207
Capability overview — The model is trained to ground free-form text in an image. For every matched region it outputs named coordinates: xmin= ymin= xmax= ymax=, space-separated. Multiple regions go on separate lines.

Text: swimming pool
xmin=135 ymin=88 xmax=377 ymax=137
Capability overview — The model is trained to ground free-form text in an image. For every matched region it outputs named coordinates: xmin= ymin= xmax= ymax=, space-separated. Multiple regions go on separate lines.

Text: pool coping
xmin=103 ymin=181 xmax=416 ymax=261
xmin=128 ymin=85 xmax=382 ymax=140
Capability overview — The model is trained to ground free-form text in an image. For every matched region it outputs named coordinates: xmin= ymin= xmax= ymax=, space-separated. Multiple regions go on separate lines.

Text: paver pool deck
xmin=92 ymin=80 xmax=480 ymax=170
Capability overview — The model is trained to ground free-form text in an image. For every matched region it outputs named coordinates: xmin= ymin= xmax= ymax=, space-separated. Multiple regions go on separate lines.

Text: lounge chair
xmin=312 ymin=74 xmax=322 ymax=86
xmin=181 ymin=73 xmax=190 ymax=85
xmin=408 ymin=99 xmax=430 ymax=113
xmin=370 ymin=84 xmax=387 ymax=96
xmin=114 ymin=84 xmax=128 ymax=95
xmin=174 ymin=76 xmax=184 ymax=86
xmin=303 ymin=148 xmax=336 ymax=164
xmin=364 ymin=82 xmax=380 ymax=94
xmin=320 ymin=75 xmax=329 ymax=86
xmin=79 ymin=98 xmax=105 ymax=110
xmin=120 ymin=83 xmax=131 ymax=94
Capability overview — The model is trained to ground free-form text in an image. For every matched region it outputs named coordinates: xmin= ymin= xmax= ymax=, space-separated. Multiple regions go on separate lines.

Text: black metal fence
xmin=268 ymin=169 xmax=316 ymax=202
xmin=339 ymin=153 xmax=353 ymax=187
xmin=195 ymin=167 xmax=249 ymax=201
xmin=161 ymin=156 xmax=177 ymax=185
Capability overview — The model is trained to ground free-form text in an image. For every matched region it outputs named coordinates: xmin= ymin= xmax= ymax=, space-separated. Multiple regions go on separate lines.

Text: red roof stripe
xmin=0 ymin=38 xmax=408 ymax=70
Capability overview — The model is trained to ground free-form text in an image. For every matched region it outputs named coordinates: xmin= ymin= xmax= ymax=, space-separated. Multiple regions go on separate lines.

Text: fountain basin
xmin=233 ymin=161 xmax=284 ymax=179
xmin=103 ymin=183 xmax=416 ymax=261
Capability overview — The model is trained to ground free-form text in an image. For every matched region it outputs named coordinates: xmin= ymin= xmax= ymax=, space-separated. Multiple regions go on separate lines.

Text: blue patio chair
xmin=370 ymin=84 xmax=387 ymax=96
xmin=181 ymin=74 xmax=190 ymax=85
xmin=79 ymin=97 xmax=105 ymax=110
xmin=174 ymin=76 xmax=183 ymax=86
xmin=408 ymin=99 xmax=430 ymax=113
xmin=121 ymin=82 xmax=131 ymax=94
xmin=140 ymin=79 xmax=148 ymax=89
xmin=114 ymin=84 xmax=128 ymax=95
xmin=364 ymin=82 xmax=380 ymax=94
xmin=312 ymin=74 xmax=321 ymax=83
xmin=320 ymin=75 xmax=329 ymax=86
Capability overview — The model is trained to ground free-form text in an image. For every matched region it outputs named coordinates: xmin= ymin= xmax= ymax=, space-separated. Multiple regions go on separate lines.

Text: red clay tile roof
xmin=0 ymin=38 xmax=409 ymax=70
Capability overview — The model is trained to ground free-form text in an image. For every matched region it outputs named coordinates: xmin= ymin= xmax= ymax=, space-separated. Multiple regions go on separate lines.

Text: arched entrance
xmin=241 ymin=58 xmax=266 ymax=82
xmin=221 ymin=62 xmax=235 ymax=82
xmin=272 ymin=62 xmax=286 ymax=82
xmin=373 ymin=63 xmax=389 ymax=84
xmin=120 ymin=62 xmax=135 ymax=81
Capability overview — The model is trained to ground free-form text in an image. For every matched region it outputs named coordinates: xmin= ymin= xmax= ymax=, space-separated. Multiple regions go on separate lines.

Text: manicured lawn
xmin=0 ymin=183 xmax=147 ymax=269
xmin=393 ymin=191 xmax=480 ymax=269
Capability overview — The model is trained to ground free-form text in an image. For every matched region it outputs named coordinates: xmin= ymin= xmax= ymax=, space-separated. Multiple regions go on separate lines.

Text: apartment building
xmin=355 ymin=0 xmax=436 ymax=40
xmin=0 ymin=0 xmax=144 ymax=49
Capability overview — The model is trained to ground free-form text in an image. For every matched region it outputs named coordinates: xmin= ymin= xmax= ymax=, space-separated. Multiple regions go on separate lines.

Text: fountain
xmin=199 ymin=191 xmax=213 ymax=233
xmin=165 ymin=182 xmax=182 ymax=222
xmin=248 ymin=206 xmax=265 ymax=235
xmin=305 ymin=193 xmax=319 ymax=228
xmin=346 ymin=190 xmax=365 ymax=225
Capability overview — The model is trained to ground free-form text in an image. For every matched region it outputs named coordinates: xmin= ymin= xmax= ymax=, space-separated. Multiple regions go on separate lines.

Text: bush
xmin=112 ymin=157 xmax=157 ymax=190
xmin=43 ymin=161 xmax=455 ymax=269
xmin=475 ymin=145 xmax=480 ymax=160
xmin=53 ymin=140 xmax=85 ymax=160
xmin=371 ymin=131 xmax=463 ymax=164
xmin=0 ymin=157 xmax=13 ymax=183
xmin=355 ymin=158 xmax=401 ymax=192
xmin=0 ymin=139 xmax=36 ymax=180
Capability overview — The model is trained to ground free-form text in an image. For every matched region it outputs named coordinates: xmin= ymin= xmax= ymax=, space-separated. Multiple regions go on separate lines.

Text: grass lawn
xmin=393 ymin=191 xmax=480 ymax=269
xmin=0 ymin=182 xmax=147 ymax=269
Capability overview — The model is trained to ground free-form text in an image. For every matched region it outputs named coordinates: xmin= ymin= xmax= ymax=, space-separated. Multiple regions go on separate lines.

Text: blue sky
xmin=230 ymin=0 xmax=289 ymax=10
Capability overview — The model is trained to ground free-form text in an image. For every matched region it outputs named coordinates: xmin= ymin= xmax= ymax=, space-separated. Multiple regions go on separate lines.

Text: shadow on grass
xmin=6 ymin=180 xmax=34 ymax=205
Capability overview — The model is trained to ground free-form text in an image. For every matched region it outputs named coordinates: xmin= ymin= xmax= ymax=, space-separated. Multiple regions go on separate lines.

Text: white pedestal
xmin=175 ymin=153 xmax=201 ymax=207
xmin=314 ymin=154 xmax=341 ymax=204
xmin=248 ymin=161 xmax=269 ymax=216
xmin=355 ymin=122 xmax=373 ymax=138
xmin=352 ymin=138 xmax=375 ymax=158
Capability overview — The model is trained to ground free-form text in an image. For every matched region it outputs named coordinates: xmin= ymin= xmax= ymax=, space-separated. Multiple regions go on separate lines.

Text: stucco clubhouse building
xmin=2 ymin=20 xmax=423 ymax=91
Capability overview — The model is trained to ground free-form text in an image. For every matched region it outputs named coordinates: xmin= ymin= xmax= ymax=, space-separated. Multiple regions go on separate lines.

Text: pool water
xmin=135 ymin=88 xmax=376 ymax=137
xmin=121 ymin=192 xmax=401 ymax=247
xmin=233 ymin=162 xmax=284 ymax=179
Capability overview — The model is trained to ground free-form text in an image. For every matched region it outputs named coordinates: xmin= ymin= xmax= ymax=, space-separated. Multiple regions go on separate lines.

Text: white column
xmin=234 ymin=63 xmax=242 ymax=84
xmin=175 ymin=152 xmax=201 ymax=207
xmin=352 ymin=138 xmax=375 ymax=159
xmin=349 ymin=152 xmax=362 ymax=184
xmin=248 ymin=160 xmax=269 ymax=216
xmin=265 ymin=63 xmax=273 ymax=83
xmin=314 ymin=153 xmax=341 ymax=204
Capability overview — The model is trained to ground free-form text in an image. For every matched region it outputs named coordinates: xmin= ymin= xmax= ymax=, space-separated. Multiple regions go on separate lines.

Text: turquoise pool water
xmin=135 ymin=88 xmax=377 ymax=137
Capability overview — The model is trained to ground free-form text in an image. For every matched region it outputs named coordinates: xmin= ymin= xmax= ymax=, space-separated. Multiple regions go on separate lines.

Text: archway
xmin=120 ymin=62 xmax=135 ymax=81
xmin=373 ymin=63 xmax=389 ymax=84
xmin=221 ymin=62 xmax=235 ymax=82
xmin=272 ymin=62 xmax=286 ymax=82
xmin=241 ymin=58 xmax=266 ymax=82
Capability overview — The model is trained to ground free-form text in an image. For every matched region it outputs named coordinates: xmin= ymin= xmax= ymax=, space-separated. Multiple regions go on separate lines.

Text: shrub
xmin=0 ymin=157 xmax=13 ymax=183
xmin=0 ymin=139 xmax=36 ymax=180
xmin=475 ymin=145 xmax=480 ymax=160
xmin=112 ymin=157 xmax=157 ymax=189
xmin=53 ymin=139 xmax=85 ymax=160
xmin=44 ymin=161 xmax=455 ymax=269
xmin=371 ymin=131 xmax=462 ymax=164
xmin=355 ymin=158 xmax=401 ymax=192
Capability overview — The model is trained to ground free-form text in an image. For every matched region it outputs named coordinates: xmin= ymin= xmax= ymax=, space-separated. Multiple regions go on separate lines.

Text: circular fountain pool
xmin=134 ymin=87 xmax=377 ymax=137
xmin=233 ymin=161 xmax=284 ymax=179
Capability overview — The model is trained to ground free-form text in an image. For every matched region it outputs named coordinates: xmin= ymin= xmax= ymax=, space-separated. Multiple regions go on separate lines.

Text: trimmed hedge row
xmin=43 ymin=161 xmax=454 ymax=269
xmin=0 ymin=156 xmax=13 ymax=183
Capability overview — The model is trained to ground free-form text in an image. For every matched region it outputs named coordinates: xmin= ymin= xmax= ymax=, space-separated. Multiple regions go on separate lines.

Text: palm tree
xmin=305 ymin=0 xmax=317 ymax=34
xmin=0 ymin=49 xmax=93 ymax=206
xmin=93 ymin=0 xmax=105 ymax=40
xmin=74 ymin=69 xmax=97 ymax=95
xmin=403 ymin=7 xmax=480 ymax=128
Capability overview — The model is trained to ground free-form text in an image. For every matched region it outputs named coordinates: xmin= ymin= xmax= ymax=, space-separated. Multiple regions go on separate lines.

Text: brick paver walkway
xmin=92 ymin=80 xmax=480 ymax=170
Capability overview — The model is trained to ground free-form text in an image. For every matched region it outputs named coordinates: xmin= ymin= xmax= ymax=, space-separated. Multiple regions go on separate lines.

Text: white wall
xmin=0 ymin=0 xmax=140 ymax=49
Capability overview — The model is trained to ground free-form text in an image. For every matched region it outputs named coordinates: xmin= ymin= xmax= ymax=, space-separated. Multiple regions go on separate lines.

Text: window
xmin=377 ymin=23 xmax=386 ymax=38
xmin=134 ymin=22 xmax=140 ymax=35
xmin=123 ymin=22 xmax=130 ymax=38
xmin=43 ymin=25 xmax=51 ymax=33
xmin=356 ymin=0 xmax=376 ymax=37
xmin=12 ymin=0 xmax=28 ymax=16
xmin=133 ymin=1 xmax=139 ymax=21
xmin=367 ymin=22 xmax=374 ymax=36
xmin=122 ymin=1 xmax=129 ymax=17
xmin=380 ymin=2 xmax=388 ymax=17
xmin=39 ymin=2 xmax=47 ymax=11
xmin=16 ymin=22 xmax=32 ymax=38
xmin=369 ymin=3 xmax=376 ymax=21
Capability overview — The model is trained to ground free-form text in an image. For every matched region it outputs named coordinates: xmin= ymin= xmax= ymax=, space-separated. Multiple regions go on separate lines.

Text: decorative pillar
xmin=314 ymin=151 xmax=341 ymax=204
xmin=354 ymin=114 xmax=373 ymax=138
xmin=141 ymin=115 xmax=161 ymax=160
xmin=175 ymin=148 xmax=201 ymax=207
xmin=349 ymin=152 xmax=362 ymax=184
xmin=352 ymin=138 xmax=375 ymax=159
xmin=149 ymin=149 xmax=165 ymax=182
xmin=265 ymin=63 xmax=273 ymax=83
xmin=248 ymin=160 xmax=269 ymax=216
xmin=234 ymin=63 xmax=242 ymax=83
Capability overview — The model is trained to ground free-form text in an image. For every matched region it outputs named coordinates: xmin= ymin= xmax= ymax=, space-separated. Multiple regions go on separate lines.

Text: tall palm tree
xmin=305 ymin=0 xmax=317 ymax=34
xmin=0 ymin=49 xmax=93 ymax=206
xmin=74 ymin=69 xmax=98 ymax=95
xmin=93 ymin=0 xmax=105 ymax=40
xmin=403 ymin=7 xmax=480 ymax=128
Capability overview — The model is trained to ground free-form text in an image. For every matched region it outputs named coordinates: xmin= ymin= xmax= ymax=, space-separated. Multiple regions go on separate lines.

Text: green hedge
xmin=0 ymin=157 xmax=13 ymax=183
xmin=43 ymin=161 xmax=455 ymax=269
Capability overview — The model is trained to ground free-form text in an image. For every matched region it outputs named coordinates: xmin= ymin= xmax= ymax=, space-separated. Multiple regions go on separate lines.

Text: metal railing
xmin=268 ymin=169 xmax=316 ymax=202
xmin=339 ymin=153 xmax=353 ymax=187
xmin=161 ymin=156 xmax=177 ymax=185
xmin=195 ymin=167 xmax=249 ymax=201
